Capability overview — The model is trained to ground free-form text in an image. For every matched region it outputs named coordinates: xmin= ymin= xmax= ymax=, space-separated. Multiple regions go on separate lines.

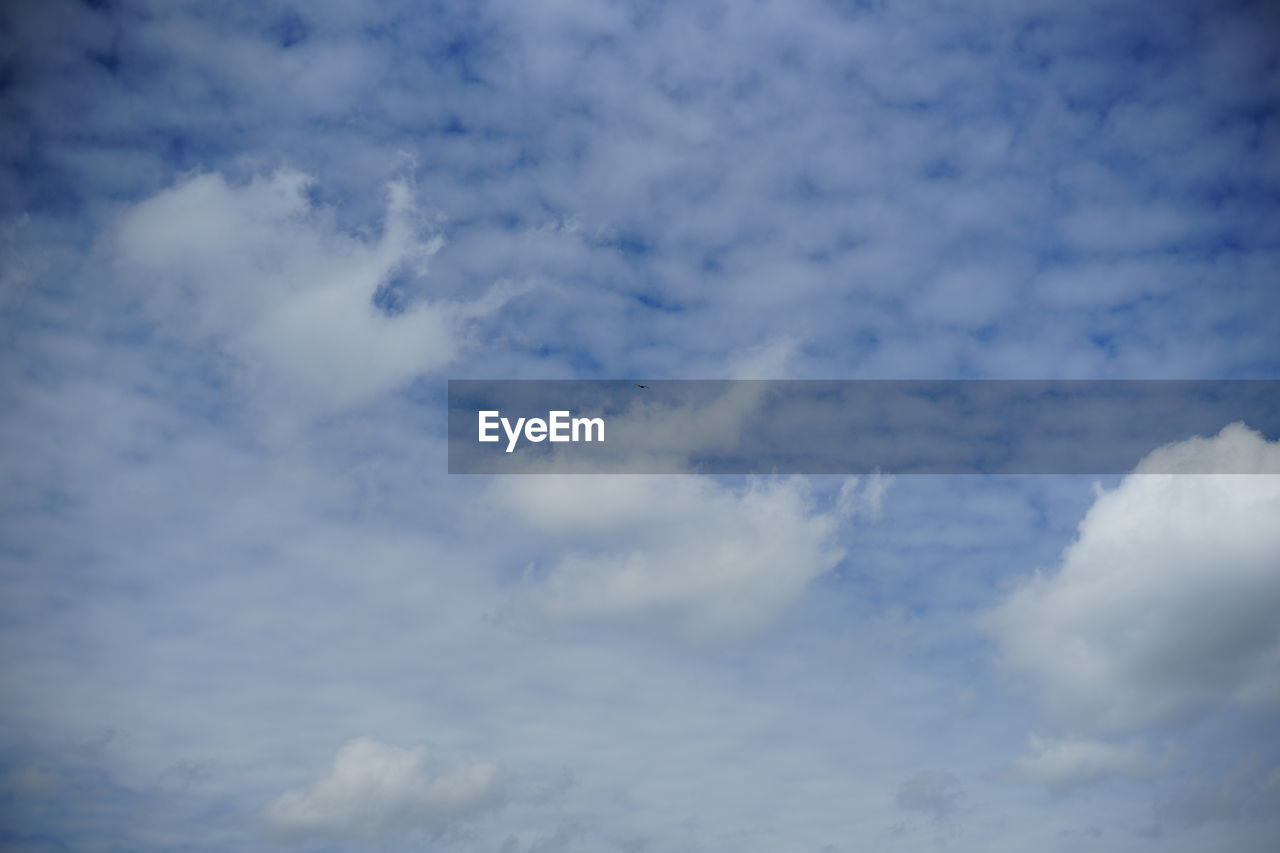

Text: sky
xmin=1 ymin=0 xmax=1279 ymax=851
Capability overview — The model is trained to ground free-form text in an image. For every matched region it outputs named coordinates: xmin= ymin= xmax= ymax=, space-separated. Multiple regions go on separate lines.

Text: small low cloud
xmin=895 ymin=770 xmax=964 ymax=824
xmin=263 ymin=737 xmax=503 ymax=842
xmin=1006 ymin=735 xmax=1154 ymax=789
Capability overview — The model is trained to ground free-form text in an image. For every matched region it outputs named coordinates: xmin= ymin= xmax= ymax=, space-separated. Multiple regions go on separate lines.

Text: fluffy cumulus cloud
xmin=264 ymin=737 xmax=502 ymax=842
xmin=987 ymin=424 xmax=1280 ymax=732
xmin=112 ymin=170 xmax=509 ymax=415
xmin=493 ymin=476 xmax=845 ymax=639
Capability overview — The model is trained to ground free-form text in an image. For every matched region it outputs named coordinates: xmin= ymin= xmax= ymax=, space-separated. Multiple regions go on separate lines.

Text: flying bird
xmin=636 ymin=384 xmax=649 ymax=389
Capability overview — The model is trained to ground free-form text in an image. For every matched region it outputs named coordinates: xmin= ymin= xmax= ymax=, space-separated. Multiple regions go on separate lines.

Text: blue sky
xmin=1 ymin=1 xmax=1279 ymax=851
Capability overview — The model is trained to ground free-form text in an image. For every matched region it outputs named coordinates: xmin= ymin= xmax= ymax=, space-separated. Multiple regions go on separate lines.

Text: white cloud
xmin=1006 ymin=735 xmax=1154 ymax=789
xmin=263 ymin=737 xmax=502 ymax=842
xmin=986 ymin=423 xmax=1280 ymax=732
xmin=113 ymin=170 xmax=503 ymax=415
xmin=493 ymin=476 xmax=845 ymax=639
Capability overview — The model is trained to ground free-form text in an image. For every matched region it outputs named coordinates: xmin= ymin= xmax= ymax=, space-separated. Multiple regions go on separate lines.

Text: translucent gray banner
xmin=447 ymin=380 xmax=1280 ymax=474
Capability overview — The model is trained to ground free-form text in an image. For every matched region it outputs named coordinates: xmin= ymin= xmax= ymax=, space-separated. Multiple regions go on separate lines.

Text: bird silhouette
xmin=636 ymin=384 xmax=649 ymax=389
